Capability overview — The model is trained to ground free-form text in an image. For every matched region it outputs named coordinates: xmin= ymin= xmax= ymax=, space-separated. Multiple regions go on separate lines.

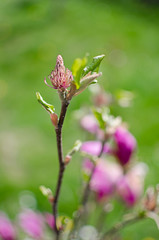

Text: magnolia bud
xmin=45 ymin=55 xmax=73 ymax=90
xmin=48 ymin=196 xmax=55 ymax=204
xmin=39 ymin=185 xmax=54 ymax=203
xmin=65 ymin=155 xmax=72 ymax=165
xmin=50 ymin=113 xmax=58 ymax=128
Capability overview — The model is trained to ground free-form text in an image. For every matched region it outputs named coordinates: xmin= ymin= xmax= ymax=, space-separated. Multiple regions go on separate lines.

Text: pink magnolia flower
xmin=45 ymin=213 xmax=55 ymax=229
xmin=83 ymin=159 xmax=123 ymax=200
xmin=93 ymin=91 xmax=112 ymax=107
xmin=81 ymin=141 xmax=111 ymax=156
xmin=80 ymin=114 xmax=105 ymax=139
xmin=19 ymin=209 xmax=44 ymax=239
xmin=0 ymin=213 xmax=15 ymax=240
xmin=116 ymin=163 xmax=148 ymax=206
xmin=114 ymin=127 xmax=136 ymax=166
xmin=80 ymin=115 xmax=99 ymax=134
xmin=45 ymin=55 xmax=73 ymax=89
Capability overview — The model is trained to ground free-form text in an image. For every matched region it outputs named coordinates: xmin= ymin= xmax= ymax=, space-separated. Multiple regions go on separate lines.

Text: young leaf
xmin=67 ymin=140 xmax=82 ymax=157
xmin=72 ymin=56 xmax=88 ymax=89
xmin=74 ymin=72 xmax=102 ymax=97
xmin=93 ymin=108 xmax=106 ymax=130
xmin=82 ymin=54 xmax=105 ymax=76
xmin=36 ymin=92 xmax=55 ymax=114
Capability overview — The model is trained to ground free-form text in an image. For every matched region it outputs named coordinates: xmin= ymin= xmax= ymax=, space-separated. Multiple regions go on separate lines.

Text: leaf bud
xmin=39 ymin=185 xmax=54 ymax=203
xmin=50 ymin=113 xmax=58 ymax=128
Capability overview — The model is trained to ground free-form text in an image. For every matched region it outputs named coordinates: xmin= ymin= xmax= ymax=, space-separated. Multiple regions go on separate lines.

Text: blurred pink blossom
xmin=80 ymin=114 xmax=105 ymax=139
xmin=81 ymin=141 xmax=111 ymax=156
xmin=93 ymin=91 xmax=112 ymax=107
xmin=83 ymin=159 xmax=123 ymax=200
xmin=114 ymin=127 xmax=136 ymax=165
xmin=116 ymin=163 xmax=148 ymax=206
xmin=80 ymin=115 xmax=99 ymax=134
xmin=19 ymin=209 xmax=44 ymax=239
xmin=45 ymin=213 xmax=55 ymax=229
xmin=0 ymin=213 xmax=15 ymax=240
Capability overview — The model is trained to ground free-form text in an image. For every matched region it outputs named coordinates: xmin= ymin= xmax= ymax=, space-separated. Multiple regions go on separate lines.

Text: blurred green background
xmin=0 ymin=0 xmax=159 ymax=238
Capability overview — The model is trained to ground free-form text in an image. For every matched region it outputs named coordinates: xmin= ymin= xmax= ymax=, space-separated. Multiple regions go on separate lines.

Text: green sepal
xmin=82 ymin=54 xmax=105 ymax=77
xmin=36 ymin=92 xmax=55 ymax=114
xmin=72 ymin=56 xmax=88 ymax=89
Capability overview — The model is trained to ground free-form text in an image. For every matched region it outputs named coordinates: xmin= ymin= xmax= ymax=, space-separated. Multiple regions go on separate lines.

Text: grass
xmin=0 ymin=0 xmax=159 ymax=238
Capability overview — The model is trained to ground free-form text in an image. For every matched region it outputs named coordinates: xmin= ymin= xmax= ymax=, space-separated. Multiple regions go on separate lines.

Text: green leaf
xmin=72 ymin=56 xmax=88 ymax=89
xmin=74 ymin=72 xmax=102 ymax=97
xmin=82 ymin=54 xmax=105 ymax=76
xmin=67 ymin=140 xmax=82 ymax=156
xmin=36 ymin=92 xmax=55 ymax=114
xmin=93 ymin=108 xmax=106 ymax=130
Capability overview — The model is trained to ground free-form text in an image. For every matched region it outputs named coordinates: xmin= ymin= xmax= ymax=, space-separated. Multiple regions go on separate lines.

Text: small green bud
xmin=39 ymin=185 xmax=54 ymax=203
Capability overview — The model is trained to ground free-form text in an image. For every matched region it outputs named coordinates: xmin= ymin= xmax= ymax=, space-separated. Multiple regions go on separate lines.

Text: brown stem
xmin=53 ymin=101 xmax=69 ymax=240
xmin=101 ymin=214 xmax=145 ymax=239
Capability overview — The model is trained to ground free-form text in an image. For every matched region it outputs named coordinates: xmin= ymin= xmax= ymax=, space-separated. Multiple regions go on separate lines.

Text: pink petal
xmin=80 ymin=115 xmax=99 ymax=134
xmin=81 ymin=141 xmax=111 ymax=156
xmin=19 ymin=210 xmax=44 ymax=238
xmin=0 ymin=213 xmax=15 ymax=240
xmin=114 ymin=127 xmax=136 ymax=165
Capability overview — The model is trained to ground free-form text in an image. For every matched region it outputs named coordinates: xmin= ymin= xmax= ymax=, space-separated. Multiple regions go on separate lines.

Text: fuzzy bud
xmin=46 ymin=55 xmax=73 ymax=90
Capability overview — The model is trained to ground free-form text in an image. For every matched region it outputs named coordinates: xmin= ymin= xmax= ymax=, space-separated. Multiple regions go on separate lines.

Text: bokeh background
xmin=0 ymin=0 xmax=159 ymax=238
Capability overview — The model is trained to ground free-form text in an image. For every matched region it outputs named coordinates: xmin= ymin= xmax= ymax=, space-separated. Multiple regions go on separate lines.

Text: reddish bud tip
xmin=50 ymin=113 xmax=58 ymax=128
xmin=49 ymin=196 xmax=55 ymax=204
xmin=47 ymin=55 xmax=73 ymax=90
xmin=65 ymin=155 xmax=72 ymax=165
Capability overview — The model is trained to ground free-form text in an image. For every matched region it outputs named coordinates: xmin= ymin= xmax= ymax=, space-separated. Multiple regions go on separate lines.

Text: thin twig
xmin=101 ymin=214 xmax=145 ymax=239
xmin=53 ymin=100 xmax=69 ymax=240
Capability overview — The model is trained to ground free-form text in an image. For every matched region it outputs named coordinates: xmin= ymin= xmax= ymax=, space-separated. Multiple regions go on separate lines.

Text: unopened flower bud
xmin=45 ymin=55 xmax=73 ymax=90
xmin=65 ymin=155 xmax=72 ymax=165
xmin=50 ymin=113 xmax=58 ymax=128
xmin=114 ymin=127 xmax=136 ymax=166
